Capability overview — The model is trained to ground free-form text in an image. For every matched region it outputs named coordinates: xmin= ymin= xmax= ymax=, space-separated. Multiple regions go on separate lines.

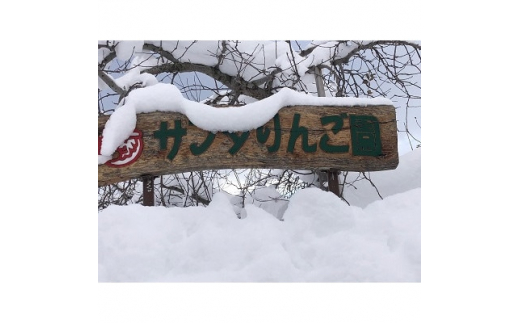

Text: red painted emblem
xmin=98 ymin=130 xmax=144 ymax=167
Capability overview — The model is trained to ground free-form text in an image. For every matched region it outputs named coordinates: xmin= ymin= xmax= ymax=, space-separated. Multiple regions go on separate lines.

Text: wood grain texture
xmin=98 ymin=105 xmax=398 ymax=186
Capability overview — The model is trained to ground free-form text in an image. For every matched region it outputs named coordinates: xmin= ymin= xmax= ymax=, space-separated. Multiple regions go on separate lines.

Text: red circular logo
xmin=98 ymin=130 xmax=144 ymax=167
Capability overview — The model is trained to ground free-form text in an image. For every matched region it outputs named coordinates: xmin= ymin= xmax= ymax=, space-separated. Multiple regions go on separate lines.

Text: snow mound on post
xmin=99 ymin=83 xmax=393 ymax=161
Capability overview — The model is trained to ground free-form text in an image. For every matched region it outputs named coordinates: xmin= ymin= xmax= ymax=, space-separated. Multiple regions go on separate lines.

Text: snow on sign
xmin=98 ymin=105 xmax=398 ymax=186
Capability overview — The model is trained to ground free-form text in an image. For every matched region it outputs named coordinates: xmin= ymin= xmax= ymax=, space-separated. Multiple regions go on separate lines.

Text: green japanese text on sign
xmin=153 ymin=113 xmax=383 ymax=161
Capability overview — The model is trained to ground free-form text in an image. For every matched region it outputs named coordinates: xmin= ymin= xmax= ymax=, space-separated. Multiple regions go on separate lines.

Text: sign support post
xmin=141 ymin=174 xmax=156 ymax=206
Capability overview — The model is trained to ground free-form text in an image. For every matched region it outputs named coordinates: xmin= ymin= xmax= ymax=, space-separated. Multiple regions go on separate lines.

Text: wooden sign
xmin=98 ymin=105 xmax=398 ymax=186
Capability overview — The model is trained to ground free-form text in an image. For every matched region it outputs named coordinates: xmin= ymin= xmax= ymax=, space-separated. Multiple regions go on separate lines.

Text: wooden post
xmin=327 ymin=169 xmax=340 ymax=196
xmin=141 ymin=175 xmax=155 ymax=206
xmin=318 ymin=170 xmax=328 ymax=190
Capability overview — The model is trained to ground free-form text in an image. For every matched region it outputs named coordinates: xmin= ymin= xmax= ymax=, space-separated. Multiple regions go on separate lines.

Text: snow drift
xmin=98 ymin=149 xmax=421 ymax=282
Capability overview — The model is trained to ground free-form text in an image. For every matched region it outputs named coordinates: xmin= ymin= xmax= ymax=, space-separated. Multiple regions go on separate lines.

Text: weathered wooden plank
xmin=98 ymin=105 xmax=398 ymax=186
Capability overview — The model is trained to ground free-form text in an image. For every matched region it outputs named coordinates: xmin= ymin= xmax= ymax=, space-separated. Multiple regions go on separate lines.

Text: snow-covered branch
xmin=328 ymin=40 xmax=421 ymax=66
xmin=140 ymin=42 xmax=277 ymax=100
xmin=98 ymin=69 xmax=124 ymax=95
xmin=98 ymin=40 xmax=421 ymax=105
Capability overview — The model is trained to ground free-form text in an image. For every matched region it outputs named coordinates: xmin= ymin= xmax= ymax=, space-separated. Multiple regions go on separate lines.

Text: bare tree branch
xmin=98 ymin=69 xmax=124 ymax=95
xmin=141 ymin=43 xmax=273 ymax=100
xmin=330 ymin=40 xmax=421 ymax=67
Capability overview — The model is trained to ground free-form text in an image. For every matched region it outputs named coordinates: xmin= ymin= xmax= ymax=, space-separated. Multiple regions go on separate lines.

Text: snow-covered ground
xmin=98 ymin=149 xmax=421 ymax=282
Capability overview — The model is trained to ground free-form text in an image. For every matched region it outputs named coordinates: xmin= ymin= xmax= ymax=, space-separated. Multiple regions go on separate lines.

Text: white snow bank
xmin=100 ymin=83 xmax=394 ymax=158
xmin=98 ymin=187 xmax=420 ymax=282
